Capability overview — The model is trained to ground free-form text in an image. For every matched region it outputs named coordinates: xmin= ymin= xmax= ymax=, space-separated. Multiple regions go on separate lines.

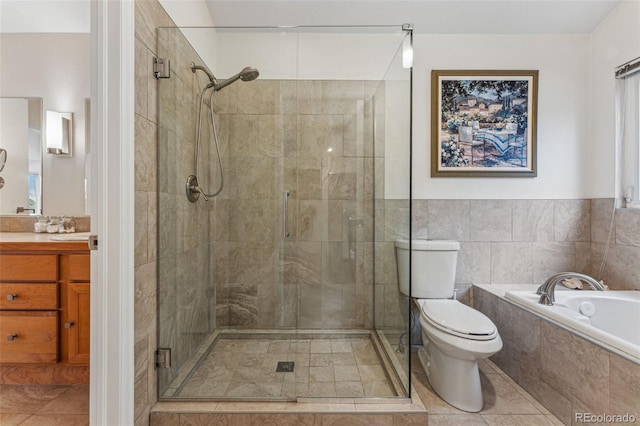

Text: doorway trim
xmin=90 ymin=0 xmax=135 ymax=424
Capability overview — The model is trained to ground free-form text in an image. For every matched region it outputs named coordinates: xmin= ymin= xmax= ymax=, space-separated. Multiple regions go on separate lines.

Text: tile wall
xmin=212 ymin=79 xmax=379 ymax=330
xmin=385 ymin=198 xmax=640 ymax=293
xmin=0 ymin=216 xmax=90 ymax=232
xmin=392 ymin=198 xmax=640 ymax=345
xmin=374 ymin=199 xmax=410 ymax=331
xmin=134 ymin=1 xmax=174 ymax=425
xmin=591 ymin=200 xmax=640 ymax=290
xmin=155 ymin=26 xmax=219 ymax=395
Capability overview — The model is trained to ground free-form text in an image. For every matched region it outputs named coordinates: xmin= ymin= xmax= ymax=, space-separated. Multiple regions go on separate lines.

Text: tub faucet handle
xmin=538 ymin=292 xmax=553 ymax=306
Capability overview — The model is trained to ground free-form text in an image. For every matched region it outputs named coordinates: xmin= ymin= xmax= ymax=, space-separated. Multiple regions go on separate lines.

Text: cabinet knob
xmin=6 ymin=334 xmax=17 ymax=341
xmin=6 ymin=294 xmax=17 ymax=301
xmin=65 ymin=321 xmax=75 ymax=329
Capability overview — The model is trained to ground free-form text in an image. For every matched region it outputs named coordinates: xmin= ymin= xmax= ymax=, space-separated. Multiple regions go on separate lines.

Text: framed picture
xmin=431 ymin=70 xmax=538 ymax=177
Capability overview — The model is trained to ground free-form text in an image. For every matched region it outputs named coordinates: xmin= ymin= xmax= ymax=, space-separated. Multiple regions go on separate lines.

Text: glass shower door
xmin=372 ymin=28 xmax=413 ymax=396
xmin=156 ymin=25 xmax=412 ymax=401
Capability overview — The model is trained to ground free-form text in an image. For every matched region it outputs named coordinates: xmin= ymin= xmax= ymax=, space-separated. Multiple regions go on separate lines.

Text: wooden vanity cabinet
xmin=0 ymin=254 xmax=59 ymax=364
xmin=0 ymin=240 xmax=90 ymax=384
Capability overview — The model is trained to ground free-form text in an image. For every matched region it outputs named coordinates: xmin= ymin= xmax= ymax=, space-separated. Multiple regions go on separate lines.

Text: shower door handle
xmin=283 ymin=191 xmax=290 ymax=239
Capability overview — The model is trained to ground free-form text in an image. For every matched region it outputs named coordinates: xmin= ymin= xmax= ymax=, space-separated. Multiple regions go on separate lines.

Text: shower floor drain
xmin=276 ymin=361 xmax=294 ymax=372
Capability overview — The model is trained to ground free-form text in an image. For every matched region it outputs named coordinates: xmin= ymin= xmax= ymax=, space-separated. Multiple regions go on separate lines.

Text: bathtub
xmin=504 ymin=289 xmax=640 ymax=363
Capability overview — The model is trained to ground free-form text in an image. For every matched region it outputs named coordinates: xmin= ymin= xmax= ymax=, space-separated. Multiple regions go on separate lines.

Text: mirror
xmin=1 ymin=32 xmax=90 ymax=217
xmin=0 ymin=98 xmax=43 ymax=215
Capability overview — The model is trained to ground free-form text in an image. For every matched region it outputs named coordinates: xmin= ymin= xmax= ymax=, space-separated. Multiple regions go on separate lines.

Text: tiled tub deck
xmin=473 ymin=284 xmax=640 ymax=425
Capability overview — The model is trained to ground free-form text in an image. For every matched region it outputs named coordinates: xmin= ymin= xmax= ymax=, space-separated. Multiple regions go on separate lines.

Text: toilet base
xmin=417 ymin=343 xmax=484 ymax=412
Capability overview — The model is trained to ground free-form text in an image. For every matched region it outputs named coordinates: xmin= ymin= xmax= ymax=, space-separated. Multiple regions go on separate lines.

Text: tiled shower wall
xmin=374 ymin=199 xmax=410 ymax=331
xmin=134 ymin=2 xmax=388 ymax=421
xmin=156 ymin=28 xmax=218 ymax=394
xmin=134 ymin=1 xmax=174 ymax=425
xmin=212 ymin=80 xmax=379 ymax=330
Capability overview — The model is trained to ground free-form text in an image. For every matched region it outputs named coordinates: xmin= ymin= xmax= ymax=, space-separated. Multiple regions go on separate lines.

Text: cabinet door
xmin=62 ymin=282 xmax=90 ymax=364
xmin=67 ymin=254 xmax=90 ymax=281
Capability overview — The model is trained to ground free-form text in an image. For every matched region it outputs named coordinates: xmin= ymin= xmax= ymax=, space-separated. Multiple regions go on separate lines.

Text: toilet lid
xmin=421 ymin=300 xmax=497 ymax=341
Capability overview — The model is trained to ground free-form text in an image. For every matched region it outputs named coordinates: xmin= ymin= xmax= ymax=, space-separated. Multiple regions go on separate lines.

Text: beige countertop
xmin=0 ymin=232 xmax=91 ymax=252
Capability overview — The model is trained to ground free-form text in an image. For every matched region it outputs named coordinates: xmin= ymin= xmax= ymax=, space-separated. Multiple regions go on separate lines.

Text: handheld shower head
xmin=239 ymin=67 xmax=260 ymax=82
xmin=190 ymin=62 xmax=260 ymax=91
xmin=214 ymin=67 xmax=260 ymax=91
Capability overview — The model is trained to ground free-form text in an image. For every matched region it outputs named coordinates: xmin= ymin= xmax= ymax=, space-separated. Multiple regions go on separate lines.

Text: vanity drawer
xmin=67 ymin=254 xmax=90 ymax=282
xmin=0 ymin=283 xmax=58 ymax=310
xmin=0 ymin=255 xmax=58 ymax=282
xmin=0 ymin=311 xmax=58 ymax=363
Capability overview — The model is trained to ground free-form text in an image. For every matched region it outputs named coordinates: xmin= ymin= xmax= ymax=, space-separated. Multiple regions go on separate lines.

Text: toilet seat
xmin=421 ymin=299 xmax=497 ymax=341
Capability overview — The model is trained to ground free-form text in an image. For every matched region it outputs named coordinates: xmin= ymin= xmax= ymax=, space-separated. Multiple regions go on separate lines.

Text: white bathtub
xmin=504 ymin=289 xmax=640 ymax=363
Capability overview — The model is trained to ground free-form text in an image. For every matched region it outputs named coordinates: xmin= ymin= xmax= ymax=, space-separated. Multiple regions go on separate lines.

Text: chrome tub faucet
xmin=536 ymin=272 xmax=606 ymax=306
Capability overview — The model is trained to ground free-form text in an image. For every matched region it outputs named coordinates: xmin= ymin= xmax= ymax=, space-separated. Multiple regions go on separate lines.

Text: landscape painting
xmin=431 ymin=70 xmax=538 ymax=177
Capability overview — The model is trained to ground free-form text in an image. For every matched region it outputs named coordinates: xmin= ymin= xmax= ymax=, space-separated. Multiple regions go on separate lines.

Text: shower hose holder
xmin=186 ymin=175 xmax=201 ymax=203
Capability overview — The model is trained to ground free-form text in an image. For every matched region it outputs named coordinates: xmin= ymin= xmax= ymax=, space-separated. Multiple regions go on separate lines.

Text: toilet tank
xmin=395 ymin=239 xmax=460 ymax=299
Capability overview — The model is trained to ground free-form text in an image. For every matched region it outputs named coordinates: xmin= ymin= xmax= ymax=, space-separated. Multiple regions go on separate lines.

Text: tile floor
xmin=411 ymin=348 xmax=564 ymax=426
xmin=0 ymin=348 xmax=566 ymax=426
xmin=0 ymin=384 xmax=89 ymax=426
xmin=176 ymin=337 xmax=397 ymax=399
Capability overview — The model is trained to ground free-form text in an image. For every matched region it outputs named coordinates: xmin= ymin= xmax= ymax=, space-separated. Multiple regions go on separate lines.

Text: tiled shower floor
xmin=173 ymin=336 xmax=398 ymax=399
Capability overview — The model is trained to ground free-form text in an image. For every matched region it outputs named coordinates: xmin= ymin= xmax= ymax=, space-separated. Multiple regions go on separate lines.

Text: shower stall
xmin=156 ymin=25 xmax=413 ymax=401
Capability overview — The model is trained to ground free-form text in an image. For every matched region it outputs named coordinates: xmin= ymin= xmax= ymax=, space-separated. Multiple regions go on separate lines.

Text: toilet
xmin=395 ymin=239 xmax=502 ymax=412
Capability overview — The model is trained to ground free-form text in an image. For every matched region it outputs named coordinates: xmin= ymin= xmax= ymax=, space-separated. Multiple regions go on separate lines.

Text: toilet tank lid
xmin=395 ymin=239 xmax=460 ymax=251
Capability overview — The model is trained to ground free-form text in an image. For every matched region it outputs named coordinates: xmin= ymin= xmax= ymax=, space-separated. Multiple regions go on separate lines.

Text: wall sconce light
xmin=46 ymin=110 xmax=73 ymax=156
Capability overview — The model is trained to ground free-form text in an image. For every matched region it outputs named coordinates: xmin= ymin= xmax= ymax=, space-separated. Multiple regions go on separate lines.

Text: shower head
xmin=191 ymin=63 xmax=259 ymax=91
xmin=214 ymin=67 xmax=260 ymax=91
xmin=239 ymin=67 xmax=260 ymax=82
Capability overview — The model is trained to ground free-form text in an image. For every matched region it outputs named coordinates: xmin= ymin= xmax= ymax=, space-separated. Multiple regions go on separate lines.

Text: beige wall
xmin=589 ymin=0 xmax=640 ymax=198
xmin=0 ymin=33 xmax=90 ymax=216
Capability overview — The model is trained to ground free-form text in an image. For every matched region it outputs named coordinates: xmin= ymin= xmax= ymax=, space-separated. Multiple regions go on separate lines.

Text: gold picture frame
xmin=431 ymin=70 xmax=538 ymax=177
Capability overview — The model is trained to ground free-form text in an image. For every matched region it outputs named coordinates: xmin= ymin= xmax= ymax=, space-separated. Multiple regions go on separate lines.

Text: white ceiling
xmin=205 ymin=0 xmax=624 ymax=34
xmin=0 ymin=0 xmax=623 ymax=34
xmin=0 ymin=0 xmax=90 ymax=33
